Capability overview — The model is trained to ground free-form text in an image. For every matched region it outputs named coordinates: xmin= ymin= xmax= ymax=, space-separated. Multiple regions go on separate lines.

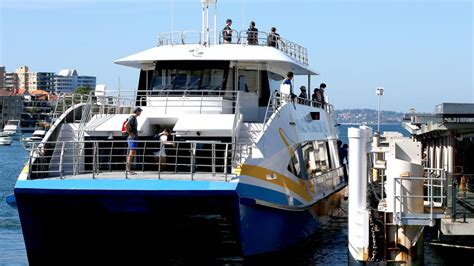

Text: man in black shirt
xmin=222 ymin=19 xmax=233 ymax=43
xmin=125 ymin=107 xmax=142 ymax=174
xmin=267 ymin=27 xmax=280 ymax=48
xmin=247 ymin=21 xmax=258 ymax=45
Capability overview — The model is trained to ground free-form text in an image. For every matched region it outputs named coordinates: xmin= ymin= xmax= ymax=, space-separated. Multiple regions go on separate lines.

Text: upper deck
xmin=115 ymin=30 xmax=316 ymax=76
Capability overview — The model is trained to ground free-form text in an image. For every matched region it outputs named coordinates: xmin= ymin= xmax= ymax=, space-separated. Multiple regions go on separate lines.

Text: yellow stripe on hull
xmin=240 ymin=164 xmax=313 ymax=202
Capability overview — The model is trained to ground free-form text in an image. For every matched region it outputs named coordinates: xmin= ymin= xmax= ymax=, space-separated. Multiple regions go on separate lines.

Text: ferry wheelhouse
xmin=13 ymin=2 xmax=347 ymax=264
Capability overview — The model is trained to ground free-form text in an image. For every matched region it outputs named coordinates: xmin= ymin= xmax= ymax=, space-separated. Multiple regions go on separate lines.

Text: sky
xmin=0 ymin=0 xmax=472 ymax=112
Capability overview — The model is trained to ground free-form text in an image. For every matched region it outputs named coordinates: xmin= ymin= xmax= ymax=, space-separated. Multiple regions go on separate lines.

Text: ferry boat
xmin=12 ymin=2 xmax=347 ymax=264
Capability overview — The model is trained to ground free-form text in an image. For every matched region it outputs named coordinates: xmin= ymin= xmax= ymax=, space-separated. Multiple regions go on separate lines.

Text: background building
xmin=28 ymin=72 xmax=55 ymax=91
xmin=54 ymin=69 xmax=96 ymax=94
xmin=16 ymin=66 xmax=29 ymax=90
xmin=1 ymin=66 xmax=96 ymax=94
xmin=0 ymin=66 xmax=5 ymax=89
xmin=4 ymin=72 xmax=19 ymax=91
xmin=0 ymin=90 xmax=23 ymax=128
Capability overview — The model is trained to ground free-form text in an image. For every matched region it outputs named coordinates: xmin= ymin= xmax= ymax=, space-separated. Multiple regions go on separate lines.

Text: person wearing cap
xmin=222 ymin=19 xmax=233 ymax=43
xmin=246 ymin=21 xmax=258 ymax=45
xmin=125 ymin=107 xmax=142 ymax=174
xmin=298 ymin=86 xmax=308 ymax=105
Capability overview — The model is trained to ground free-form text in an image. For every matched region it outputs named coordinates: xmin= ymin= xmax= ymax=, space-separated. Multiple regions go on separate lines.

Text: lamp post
xmin=376 ymin=87 xmax=384 ymax=133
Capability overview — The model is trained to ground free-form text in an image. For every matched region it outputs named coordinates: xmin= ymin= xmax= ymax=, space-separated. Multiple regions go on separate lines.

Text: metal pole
xmin=190 ymin=143 xmax=195 ymax=181
xmin=214 ymin=1 xmax=217 ymax=45
xmin=377 ymin=94 xmax=381 ymax=133
xmin=224 ymin=143 xmax=229 ymax=181
xmin=376 ymin=87 xmax=384 ymax=134
xmin=212 ymin=144 xmax=216 ymax=177
xmin=92 ymin=142 xmax=96 ymax=179
xmin=59 ymin=142 xmax=65 ymax=179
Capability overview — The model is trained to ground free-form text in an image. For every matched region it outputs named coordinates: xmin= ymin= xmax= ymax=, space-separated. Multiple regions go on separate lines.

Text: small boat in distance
xmin=0 ymin=133 xmax=13 ymax=146
xmin=21 ymin=129 xmax=46 ymax=150
xmin=3 ymin=120 xmax=22 ymax=139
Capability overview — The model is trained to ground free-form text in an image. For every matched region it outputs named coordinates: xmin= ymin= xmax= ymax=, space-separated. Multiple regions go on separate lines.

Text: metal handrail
xmin=141 ymin=89 xmax=239 ymax=115
xmin=157 ymin=29 xmax=309 ymax=65
xmin=27 ymin=140 xmax=249 ymax=181
xmin=451 ymin=173 xmax=474 ymax=221
xmin=392 ymin=169 xmax=447 ymax=226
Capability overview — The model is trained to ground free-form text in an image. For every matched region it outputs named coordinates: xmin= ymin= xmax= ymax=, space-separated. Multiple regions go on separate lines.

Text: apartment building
xmin=2 ymin=66 xmax=96 ymax=94
xmin=0 ymin=66 xmax=5 ymax=89
xmin=0 ymin=90 xmax=23 ymax=128
xmin=54 ymin=69 xmax=96 ymax=94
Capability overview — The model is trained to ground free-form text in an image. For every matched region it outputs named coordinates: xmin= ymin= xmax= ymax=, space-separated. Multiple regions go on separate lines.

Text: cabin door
xmin=237 ymin=68 xmax=259 ymax=122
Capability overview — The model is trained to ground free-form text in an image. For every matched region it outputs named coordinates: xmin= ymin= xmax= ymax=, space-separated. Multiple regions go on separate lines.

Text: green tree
xmin=75 ymin=86 xmax=92 ymax=95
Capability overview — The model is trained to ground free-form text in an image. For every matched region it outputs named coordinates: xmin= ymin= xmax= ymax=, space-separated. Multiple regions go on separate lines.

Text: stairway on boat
xmin=84 ymin=114 xmax=115 ymax=131
xmin=48 ymin=123 xmax=80 ymax=177
xmin=233 ymin=123 xmax=263 ymax=173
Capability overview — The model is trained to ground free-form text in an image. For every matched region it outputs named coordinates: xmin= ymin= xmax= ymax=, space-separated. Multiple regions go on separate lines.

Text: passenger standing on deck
xmin=319 ymin=83 xmax=327 ymax=108
xmin=247 ymin=21 xmax=259 ymax=45
xmin=298 ymin=86 xmax=308 ymax=105
xmin=338 ymin=141 xmax=349 ymax=182
xmin=222 ymin=19 xmax=233 ymax=43
xmin=280 ymin=71 xmax=295 ymax=104
xmin=311 ymin=88 xmax=318 ymax=107
xmin=153 ymin=128 xmax=175 ymax=171
xmin=125 ymin=107 xmax=142 ymax=175
xmin=313 ymin=88 xmax=323 ymax=107
xmin=267 ymin=27 xmax=280 ymax=48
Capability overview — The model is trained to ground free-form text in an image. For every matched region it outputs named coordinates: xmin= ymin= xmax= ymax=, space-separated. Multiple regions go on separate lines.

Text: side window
xmin=302 ymin=142 xmax=316 ymax=178
xmin=325 ymin=142 xmax=333 ymax=169
xmin=313 ymin=141 xmax=330 ymax=173
xmin=238 ymin=70 xmax=259 ymax=94
xmin=330 ymin=140 xmax=341 ymax=169
xmin=287 ymin=148 xmax=301 ymax=177
xmin=287 ymin=144 xmax=309 ymax=179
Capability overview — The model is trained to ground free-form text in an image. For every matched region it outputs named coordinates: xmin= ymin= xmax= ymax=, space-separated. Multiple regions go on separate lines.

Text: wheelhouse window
xmin=314 ymin=140 xmax=330 ymax=173
xmin=149 ymin=61 xmax=230 ymax=93
xmin=267 ymin=72 xmax=284 ymax=94
xmin=287 ymin=146 xmax=302 ymax=178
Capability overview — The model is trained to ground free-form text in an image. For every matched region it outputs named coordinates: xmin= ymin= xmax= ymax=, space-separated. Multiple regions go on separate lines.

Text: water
xmin=336 ymin=124 xmax=409 ymax=145
xmin=0 ymin=139 xmax=29 ymax=264
xmin=0 ymin=127 xmax=470 ymax=265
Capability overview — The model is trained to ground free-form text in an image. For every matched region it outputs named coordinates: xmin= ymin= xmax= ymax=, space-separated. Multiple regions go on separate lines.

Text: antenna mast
xmin=201 ymin=0 xmax=218 ymax=46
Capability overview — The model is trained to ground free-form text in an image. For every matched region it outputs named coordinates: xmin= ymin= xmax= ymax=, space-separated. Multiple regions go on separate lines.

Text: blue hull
xmin=14 ymin=179 xmax=346 ymax=264
xmin=15 ymin=180 xmax=242 ymax=265
xmin=239 ymin=203 xmax=319 ymax=256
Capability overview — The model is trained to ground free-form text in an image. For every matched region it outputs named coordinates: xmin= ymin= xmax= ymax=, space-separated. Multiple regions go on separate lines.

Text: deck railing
xmin=451 ymin=173 xmax=474 ymax=222
xmin=392 ymin=167 xmax=447 ymax=226
xmin=158 ymin=29 xmax=309 ymax=66
xmin=138 ymin=90 xmax=239 ymax=115
xmin=28 ymin=140 xmax=250 ymax=182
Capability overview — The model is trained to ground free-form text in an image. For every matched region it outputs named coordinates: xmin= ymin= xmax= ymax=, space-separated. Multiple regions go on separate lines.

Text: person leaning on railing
xmin=298 ymin=86 xmax=308 ymax=105
xmin=247 ymin=21 xmax=258 ymax=45
xmin=267 ymin=27 xmax=280 ymax=48
xmin=153 ymin=128 xmax=175 ymax=172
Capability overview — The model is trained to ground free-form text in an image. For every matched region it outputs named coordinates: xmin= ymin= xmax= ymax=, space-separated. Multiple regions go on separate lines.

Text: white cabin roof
xmin=114 ymin=44 xmax=318 ymax=76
